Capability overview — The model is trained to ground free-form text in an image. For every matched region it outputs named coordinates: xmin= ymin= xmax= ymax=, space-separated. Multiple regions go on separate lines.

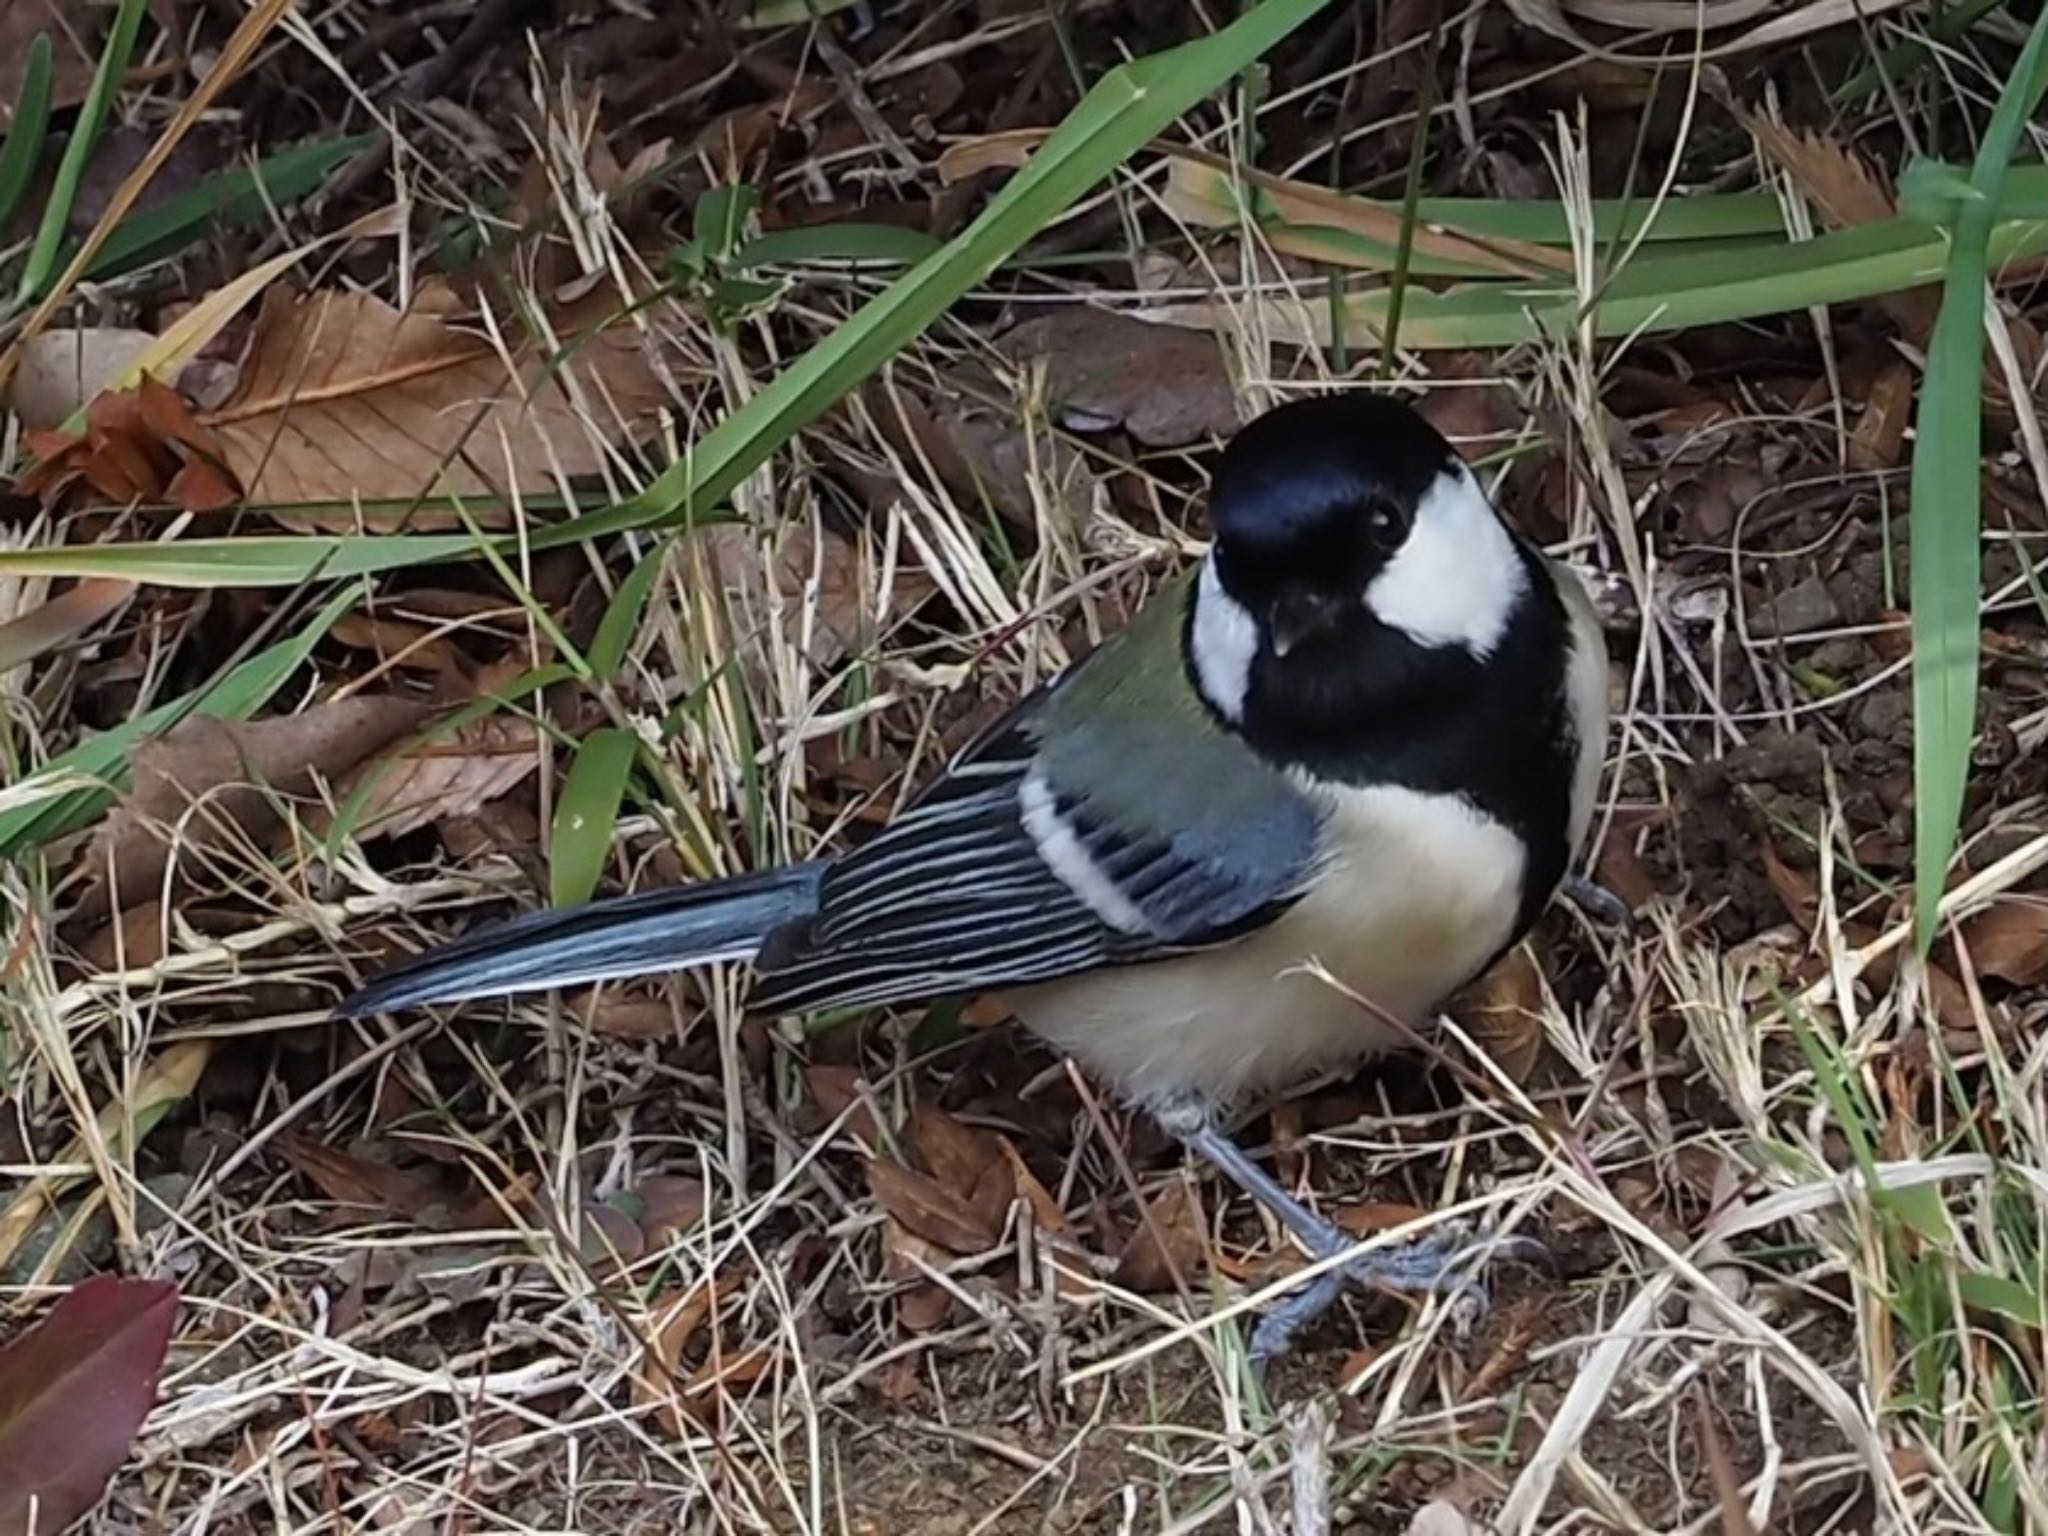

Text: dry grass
xmin=4 ymin=3 xmax=2048 ymax=1533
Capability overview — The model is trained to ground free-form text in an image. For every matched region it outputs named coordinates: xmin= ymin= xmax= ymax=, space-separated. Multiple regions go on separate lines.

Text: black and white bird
xmin=340 ymin=393 xmax=1615 ymax=1363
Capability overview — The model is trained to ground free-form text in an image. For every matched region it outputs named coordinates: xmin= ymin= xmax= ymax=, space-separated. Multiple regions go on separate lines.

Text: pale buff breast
xmin=1003 ymin=784 xmax=1529 ymax=1110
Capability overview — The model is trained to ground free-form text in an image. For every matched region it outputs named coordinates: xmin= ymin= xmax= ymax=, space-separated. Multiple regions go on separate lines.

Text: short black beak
xmin=1268 ymin=589 xmax=1349 ymax=657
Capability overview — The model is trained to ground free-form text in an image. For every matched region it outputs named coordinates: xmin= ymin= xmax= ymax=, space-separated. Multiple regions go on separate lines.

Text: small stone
xmin=1755 ymin=575 xmax=1843 ymax=636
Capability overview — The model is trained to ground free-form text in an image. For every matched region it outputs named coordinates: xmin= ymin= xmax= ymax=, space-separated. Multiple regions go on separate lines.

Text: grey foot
xmin=1247 ymin=1220 xmax=1549 ymax=1372
xmin=1152 ymin=1099 xmax=1548 ymax=1374
xmin=1562 ymin=873 xmax=1635 ymax=935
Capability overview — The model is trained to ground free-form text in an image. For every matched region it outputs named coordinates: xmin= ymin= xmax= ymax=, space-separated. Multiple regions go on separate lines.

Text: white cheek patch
xmin=1365 ymin=464 xmax=1527 ymax=658
xmin=1189 ymin=555 xmax=1258 ymax=721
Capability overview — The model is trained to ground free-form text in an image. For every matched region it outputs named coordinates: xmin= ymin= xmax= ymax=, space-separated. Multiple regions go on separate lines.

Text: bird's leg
xmin=1154 ymin=1099 xmax=1545 ymax=1371
xmin=1561 ymin=873 xmax=1635 ymax=934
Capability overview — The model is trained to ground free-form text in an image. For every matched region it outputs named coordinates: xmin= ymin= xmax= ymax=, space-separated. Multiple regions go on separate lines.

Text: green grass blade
xmin=1834 ymin=0 xmax=2007 ymax=103
xmin=0 ymin=535 xmax=497 ymax=586
xmin=550 ymin=727 xmax=641 ymax=908
xmin=0 ymin=0 xmax=1330 ymax=587
xmin=589 ymin=541 xmax=670 ymax=682
xmin=84 ymin=133 xmax=373 ymax=281
xmin=1325 ymin=201 xmax=2048 ymax=349
xmin=11 ymin=0 xmax=148 ymax=309
xmin=1908 ymin=9 xmax=2048 ymax=956
xmin=0 ymin=34 xmax=54 ymax=235
xmin=0 ymin=585 xmax=358 ymax=861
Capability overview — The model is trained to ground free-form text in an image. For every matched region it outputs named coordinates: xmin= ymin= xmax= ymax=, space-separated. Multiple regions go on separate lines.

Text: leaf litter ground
xmin=2 ymin=3 xmax=2047 ymax=1534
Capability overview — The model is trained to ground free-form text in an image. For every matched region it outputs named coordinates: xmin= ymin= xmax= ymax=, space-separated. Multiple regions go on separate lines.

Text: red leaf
xmin=0 ymin=1276 xmax=178 ymax=1532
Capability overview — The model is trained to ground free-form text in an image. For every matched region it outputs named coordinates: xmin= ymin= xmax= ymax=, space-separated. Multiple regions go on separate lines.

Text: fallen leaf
xmin=1960 ymin=898 xmax=2048 ymax=987
xmin=1404 ymin=1498 xmax=1486 ymax=1536
xmin=72 ymin=899 xmax=171 ymax=974
xmin=1332 ymin=1201 xmax=1432 ymax=1237
xmin=196 ymin=286 xmax=669 ymax=523
xmin=0 ymin=578 xmax=135 ymax=673
xmin=634 ymin=1273 xmax=744 ymax=1437
xmin=807 ymin=1064 xmax=883 ymax=1147
xmin=1114 ymin=1179 xmax=1205 ymax=1293
xmin=966 ymin=1152 xmax=1018 ymax=1240
xmin=866 ymin=1158 xmax=996 ymax=1255
xmin=7 ymin=330 xmax=165 ymax=431
xmin=68 ymin=696 xmax=432 ymax=924
xmin=941 ymin=133 xmax=1565 ymax=279
xmin=578 ymin=995 xmax=676 ymax=1040
xmin=1740 ymin=114 xmax=1893 ymax=229
xmin=994 ymin=309 xmax=1240 ymax=448
xmin=1448 ymin=942 xmax=1549 ymax=1082
xmin=0 ymin=1276 xmax=178 ymax=1535
xmin=690 ymin=518 xmax=913 ymax=671
xmin=905 ymin=1103 xmax=1001 ymax=1190
xmin=1848 ymin=360 xmax=1915 ymax=472
xmin=873 ymin=384 xmax=1103 ymax=531
xmin=0 ymin=1045 xmax=210 ymax=1273
xmin=996 ymin=1135 xmax=1074 ymax=1239
xmin=580 ymin=1202 xmax=647 ymax=1267
xmin=273 ymin=1133 xmax=449 ymax=1222
xmin=879 ymin=1219 xmax=957 ymax=1332
xmin=1736 ymin=109 xmax=1934 ymax=335
xmin=897 ymin=1280 xmax=955 ymax=1332
xmin=1759 ymin=837 xmax=1822 ymax=933
xmin=0 ymin=3 xmax=101 ymax=125
xmin=633 ymin=1176 xmax=707 ymax=1243
xmin=320 ymin=713 xmax=540 ymax=845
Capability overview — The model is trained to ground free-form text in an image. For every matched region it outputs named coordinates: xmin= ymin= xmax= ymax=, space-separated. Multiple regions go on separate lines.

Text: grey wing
xmin=748 ymin=710 xmax=1324 ymax=1015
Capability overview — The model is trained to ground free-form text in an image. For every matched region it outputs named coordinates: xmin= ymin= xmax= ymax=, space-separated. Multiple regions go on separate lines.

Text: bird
xmin=337 ymin=391 xmax=1616 ymax=1366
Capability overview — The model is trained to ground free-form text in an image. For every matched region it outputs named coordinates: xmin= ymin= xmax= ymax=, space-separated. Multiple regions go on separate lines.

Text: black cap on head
xmin=1208 ymin=393 xmax=1458 ymax=549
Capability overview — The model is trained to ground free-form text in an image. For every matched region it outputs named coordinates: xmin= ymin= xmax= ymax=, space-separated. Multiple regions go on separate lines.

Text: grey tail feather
xmin=336 ymin=862 xmax=827 ymax=1017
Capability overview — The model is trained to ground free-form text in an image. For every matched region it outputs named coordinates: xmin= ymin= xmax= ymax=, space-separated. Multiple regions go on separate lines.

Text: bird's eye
xmin=1364 ymin=498 xmax=1409 ymax=551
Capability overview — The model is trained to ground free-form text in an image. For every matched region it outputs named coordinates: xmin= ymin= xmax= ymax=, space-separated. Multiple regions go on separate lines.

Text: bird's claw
xmin=1248 ymin=1221 xmax=1551 ymax=1379
xmin=1561 ymin=874 xmax=1636 ymax=936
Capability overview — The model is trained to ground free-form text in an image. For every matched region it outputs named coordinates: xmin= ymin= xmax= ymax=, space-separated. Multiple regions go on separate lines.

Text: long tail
xmin=336 ymin=863 xmax=827 ymax=1017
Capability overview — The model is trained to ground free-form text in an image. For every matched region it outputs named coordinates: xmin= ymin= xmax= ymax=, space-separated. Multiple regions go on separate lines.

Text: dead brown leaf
xmin=578 ymin=995 xmax=677 ymax=1041
xmin=69 ymin=696 xmax=432 ymax=924
xmin=18 ymin=379 xmax=239 ymax=512
xmin=866 ymin=1157 xmax=996 ymax=1255
xmin=1961 ymin=898 xmax=2048 ymax=986
xmin=580 ymin=1202 xmax=647 ymax=1266
xmin=6 ymin=330 xmax=163 ymax=430
xmin=1760 ymin=837 xmax=1822 ymax=933
xmin=0 ymin=578 xmax=135 ymax=674
xmin=635 ymin=1273 xmax=744 ymax=1437
xmin=994 ymin=310 xmax=1240 ymax=449
xmin=905 ymin=1103 xmax=1001 ymax=1188
xmin=1332 ymin=1201 xmax=1433 ymax=1236
xmin=0 ymin=4 xmax=100 ymax=124
xmin=807 ymin=1064 xmax=884 ymax=1147
xmin=195 ymin=286 xmax=669 ymax=523
xmin=1741 ymin=114 xmax=1892 ymax=229
xmin=318 ymin=713 xmax=540 ymax=844
xmin=689 ymin=518 xmax=921 ymax=671
xmin=71 ymin=900 xmax=170 ymax=973
xmin=634 ymin=1176 xmax=707 ymax=1243
xmin=1448 ymin=942 xmax=1548 ymax=1083
xmin=1737 ymin=110 xmax=1935 ymax=335
xmin=907 ymin=1106 xmax=1012 ymax=1238
xmin=870 ymin=384 xmax=1103 ymax=532
xmin=1848 ymin=360 xmax=1915 ymax=471
xmin=274 ymin=1132 xmax=449 ymax=1221
xmin=1113 ymin=1178 xmax=1205 ymax=1293
xmin=996 ymin=1135 xmax=1074 ymax=1239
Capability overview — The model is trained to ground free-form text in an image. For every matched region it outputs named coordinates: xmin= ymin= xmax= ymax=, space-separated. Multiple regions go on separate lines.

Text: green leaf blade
xmin=550 ymin=727 xmax=641 ymax=909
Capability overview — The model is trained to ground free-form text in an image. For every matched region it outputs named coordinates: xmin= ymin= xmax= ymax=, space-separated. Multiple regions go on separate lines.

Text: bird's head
xmin=1188 ymin=393 xmax=1531 ymax=725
